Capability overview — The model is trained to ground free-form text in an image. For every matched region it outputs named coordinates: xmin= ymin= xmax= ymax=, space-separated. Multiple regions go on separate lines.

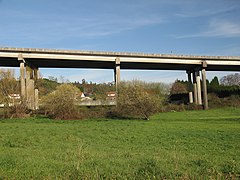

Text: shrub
xmin=170 ymin=81 xmax=188 ymax=95
xmin=42 ymin=84 xmax=81 ymax=120
xmin=208 ymin=93 xmax=222 ymax=108
xmin=80 ymin=106 xmax=115 ymax=119
xmin=224 ymin=95 xmax=240 ymax=108
xmin=37 ymin=78 xmax=59 ymax=96
xmin=7 ymin=104 xmax=29 ymax=119
xmin=163 ymin=103 xmax=186 ymax=112
xmin=208 ymin=93 xmax=240 ymax=108
xmin=185 ymin=104 xmax=203 ymax=111
xmin=113 ymin=81 xmax=164 ymax=120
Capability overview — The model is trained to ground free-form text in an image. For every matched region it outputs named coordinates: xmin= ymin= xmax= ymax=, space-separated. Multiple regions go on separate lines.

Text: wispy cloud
xmin=174 ymin=0 xmax=240 ymax=18
xmin=208 ymin=20 xmax=240 ymax=37
xmin=0 ymin=7 xmax=164 ymax=45
xmin=176 ymin=19 xmax=240 ymax=38
xmin=63 ymin=15 xmax=164 ymax=37
xmin=175 ymin=5 xmax=238 ymax=18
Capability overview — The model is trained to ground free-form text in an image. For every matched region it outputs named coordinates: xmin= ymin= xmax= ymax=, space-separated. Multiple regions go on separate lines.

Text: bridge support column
xmin=196 ymin=70 xmax=202 ymax=105
xmin=35 ymin=89 xmax=39 ymax=110
xmin=187 ymin=71 xmax=193 ymax=104
xmin=34 ymin=67 xmax=39 ymax=82
xmin=201 ymin=69 xmax=208 ymax=110
xmin=114 ymin=57 xmax=120 ymax=106
xmin=26 ymin=65 xmax=40 ymax=110
xmin=20 ymin=62 xmax=26 ymax=99
xmin=201 ymin=61 xmax=208 ymax=110
xmin=192 ymin=72 xmax=198 ymax=104
xmin=18 ymin=54 xmax=26 ymax=100
xmin=26 ymin=66 xmax=35 ymax=110
xmin=115 ymin=57 xmax=120 ymax=91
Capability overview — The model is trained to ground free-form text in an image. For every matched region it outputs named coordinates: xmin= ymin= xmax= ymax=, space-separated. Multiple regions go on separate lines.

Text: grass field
xmin=0 ymin=108 xmax=240 ymax=179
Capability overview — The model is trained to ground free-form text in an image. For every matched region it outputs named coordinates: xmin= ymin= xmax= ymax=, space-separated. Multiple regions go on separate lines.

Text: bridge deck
xmin=0 ymin=47 xmax=240 ymax=71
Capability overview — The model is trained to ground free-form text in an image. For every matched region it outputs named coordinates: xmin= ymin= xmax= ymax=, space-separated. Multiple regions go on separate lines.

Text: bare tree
xmin=0 ymin=69 xmax=19 ymax=104
xmin=220 ymin=73 xmax=240 ymax=86
xmin=170 ymin=81 xmax=188 ymax=95
xmin=0 ymin=69 xmax=24 ymax=118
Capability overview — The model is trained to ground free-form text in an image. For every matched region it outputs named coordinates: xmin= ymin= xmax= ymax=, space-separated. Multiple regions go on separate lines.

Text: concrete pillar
xmin=26 ymin=67 xmax=35 ymax=110
xmin=25 ymin=65 xmax=40 ymax=110
xmin=201 ymin=69 xmax=208 ymax=110
xmin=26 ymin=70 xmax=30 ymax=109
xmin=115 ymin=57 xmax=120 ymax=91
xmin=26 ymin=71 xmax=30 ymax=99
xmin=35 ymin=89 xmax=39 ymax=110
xmin=26 ymin=66 xmax=34 ymax=79
xmin=20 ymin=63 xmax=26 ymax=99
xmin=187 ymin=72 xmax=193 ymax=104
xmin=114 ymin=57 xmax=120 ymax=107
xmin=192 ymin=72 xmax=198 ymax=104
xmin=28 ymin=80 xmax=35 ymax=110
xmin=34 ymin=68 xmax=39 ymax=82
xmin=196 ymin=70 xmax=202 ymax=105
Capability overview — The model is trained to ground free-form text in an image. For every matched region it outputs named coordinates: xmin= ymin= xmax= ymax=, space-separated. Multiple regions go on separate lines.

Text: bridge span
xmin=0 ymin=47 xmax=240 ymax=110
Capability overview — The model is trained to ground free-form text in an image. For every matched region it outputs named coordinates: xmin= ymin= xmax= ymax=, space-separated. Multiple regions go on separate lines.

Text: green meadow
xmin=0 ymin=108 xmax=240 ymax=179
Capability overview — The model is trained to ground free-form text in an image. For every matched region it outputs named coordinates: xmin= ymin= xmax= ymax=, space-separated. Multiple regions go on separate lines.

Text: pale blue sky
xmin=0 ymin=0 xmax=240 ymax=83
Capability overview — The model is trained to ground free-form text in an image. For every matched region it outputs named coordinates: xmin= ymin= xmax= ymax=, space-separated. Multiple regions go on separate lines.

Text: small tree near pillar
xmin=42 ymin=84 xmax=81 ymax=119
xmin=115 ymin=81 xmax=163 ymax=120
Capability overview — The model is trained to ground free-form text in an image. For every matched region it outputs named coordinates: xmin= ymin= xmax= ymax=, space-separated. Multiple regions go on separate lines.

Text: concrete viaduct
xmin=0 ymin=47 xmax=240 ymax=110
